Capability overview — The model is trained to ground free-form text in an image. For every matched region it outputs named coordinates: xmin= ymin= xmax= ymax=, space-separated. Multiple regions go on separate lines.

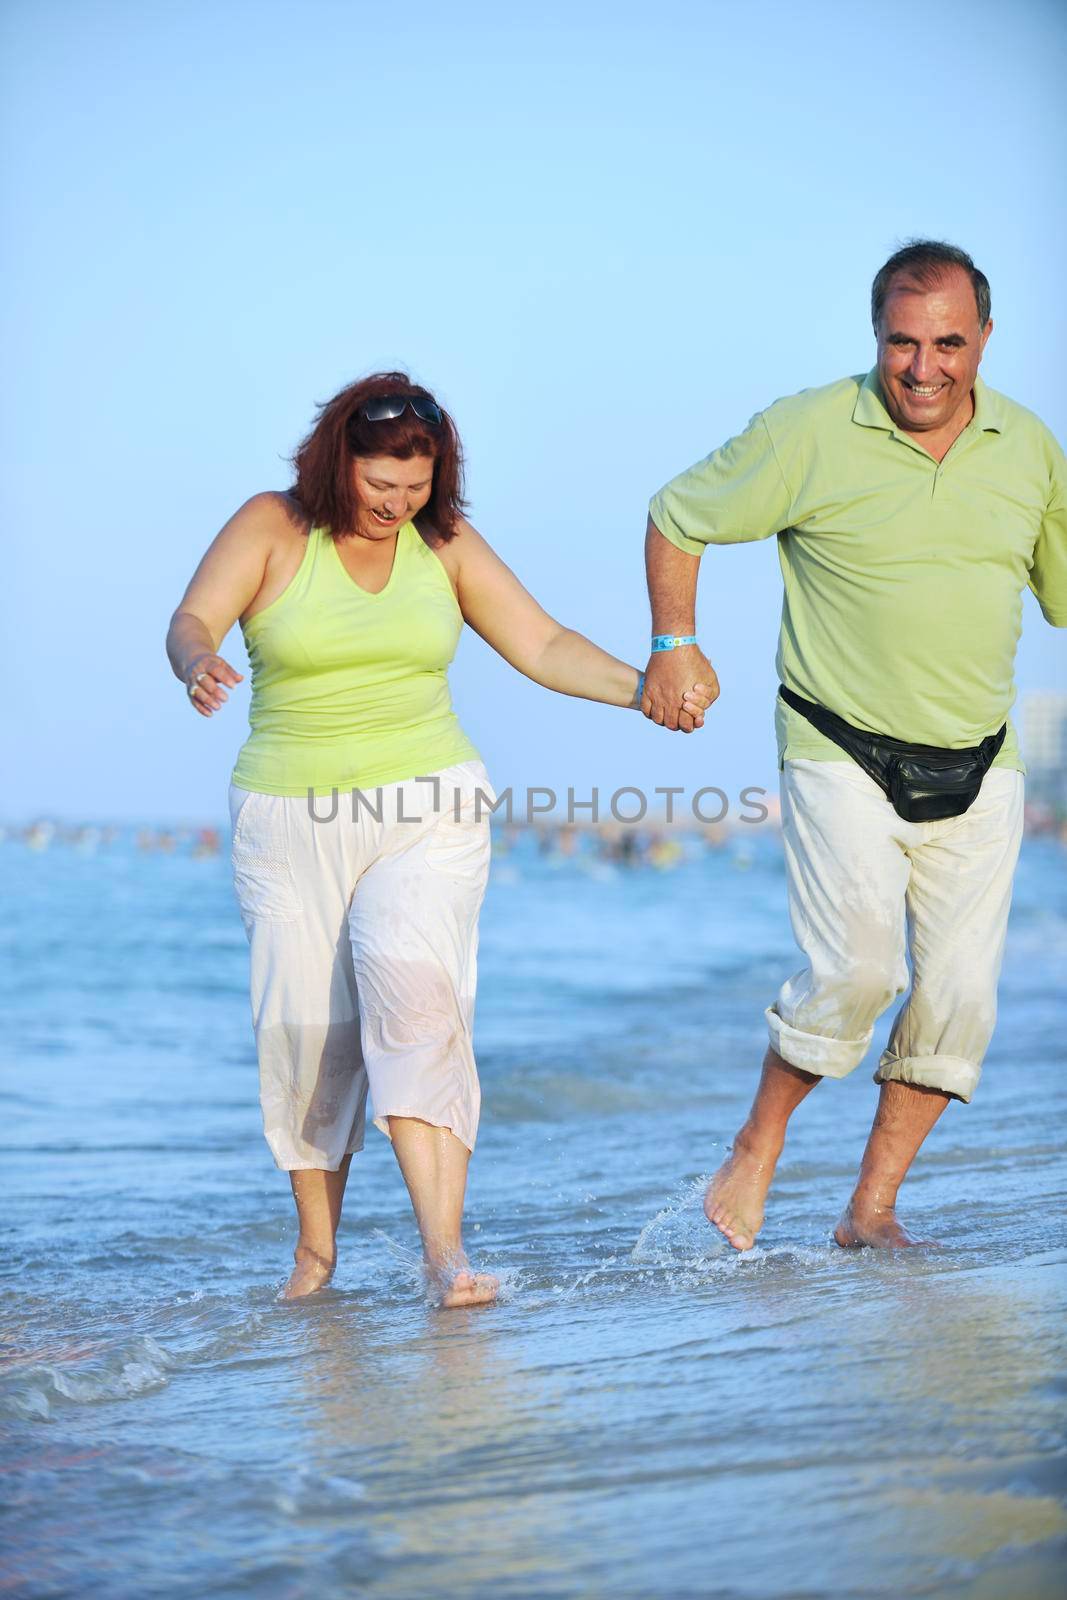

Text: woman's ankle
xmin=295 ymin=1239 xmax=336 ymax=1270
xmin=423 ymin=1240 xmax=468 ymax=1279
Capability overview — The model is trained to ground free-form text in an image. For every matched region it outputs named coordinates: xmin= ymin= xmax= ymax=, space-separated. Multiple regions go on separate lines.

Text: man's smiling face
xmin=876 ymin=265 xmax=992 ymax=440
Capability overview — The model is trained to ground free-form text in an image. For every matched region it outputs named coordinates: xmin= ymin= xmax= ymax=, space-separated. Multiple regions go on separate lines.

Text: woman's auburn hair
xmin=290 ymin=371 xmax=467 ymax=540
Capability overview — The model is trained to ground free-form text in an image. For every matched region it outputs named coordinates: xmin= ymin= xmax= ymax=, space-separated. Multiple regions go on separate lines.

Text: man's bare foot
xmin=704 ymin=1135 xmax=780 ymax=1251
xmin=281 ymin=1243 xmax=336 ymax=1299
xmin=833 ymin=1202 xmax=934 ymax=1249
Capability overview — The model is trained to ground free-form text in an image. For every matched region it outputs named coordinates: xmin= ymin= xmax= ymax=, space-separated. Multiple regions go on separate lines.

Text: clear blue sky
xmin=5 ymin=0 xmax=1065 ymax=822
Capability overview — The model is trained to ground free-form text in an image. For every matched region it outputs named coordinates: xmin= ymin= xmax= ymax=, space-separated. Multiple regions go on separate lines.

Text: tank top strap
xmin=394 ymin=520 xmax=417 ymax=577
xmin=403 ymin=521 xmax=459 ymax=602
xmin=288 ymin=522 xmax=333 ymax=603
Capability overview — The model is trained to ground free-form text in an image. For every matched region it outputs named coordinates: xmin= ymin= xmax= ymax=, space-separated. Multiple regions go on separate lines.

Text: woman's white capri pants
xmin=229 ymin=760 xmax=494 ymax=1171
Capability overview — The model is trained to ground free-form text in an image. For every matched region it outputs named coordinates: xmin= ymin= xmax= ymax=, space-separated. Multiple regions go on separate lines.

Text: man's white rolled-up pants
xmin=767 ymin=760 xmax=1024 ymax=1102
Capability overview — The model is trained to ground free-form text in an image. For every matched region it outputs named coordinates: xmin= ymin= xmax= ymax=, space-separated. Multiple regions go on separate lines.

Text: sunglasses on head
xmin=359 ymin=394 xmax=443 ymax=425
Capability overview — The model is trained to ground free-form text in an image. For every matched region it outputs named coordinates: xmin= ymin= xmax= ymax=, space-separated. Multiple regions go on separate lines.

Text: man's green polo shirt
xmin=650 ymin=371 xmax=1067 ymax=770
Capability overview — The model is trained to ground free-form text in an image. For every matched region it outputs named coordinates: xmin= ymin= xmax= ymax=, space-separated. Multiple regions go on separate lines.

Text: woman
xmin=167 ymin=373 xmax=710 ymax=1306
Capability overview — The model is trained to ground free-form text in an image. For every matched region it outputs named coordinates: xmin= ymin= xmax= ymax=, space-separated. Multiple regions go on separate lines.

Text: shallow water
xmin=2 ymin=828 xmax=1066 ymax=1598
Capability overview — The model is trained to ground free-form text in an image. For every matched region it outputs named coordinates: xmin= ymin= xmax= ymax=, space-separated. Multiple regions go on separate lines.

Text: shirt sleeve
xmin=1029 ymin=437 xmax=1067 ymax=626
xmin=649 ymin=412 xmax=794 ymax=556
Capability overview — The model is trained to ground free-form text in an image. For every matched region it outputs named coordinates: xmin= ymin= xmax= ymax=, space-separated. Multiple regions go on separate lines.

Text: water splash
xmin=372 ymin=1230 xmax=517 ymax=1307
xmin=631 ymin=1175 xmax=728 ymax=1269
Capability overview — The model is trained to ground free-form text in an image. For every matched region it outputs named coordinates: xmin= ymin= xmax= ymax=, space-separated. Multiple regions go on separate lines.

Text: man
xmin=642 ymin=240 xmax=1066 ymax=1249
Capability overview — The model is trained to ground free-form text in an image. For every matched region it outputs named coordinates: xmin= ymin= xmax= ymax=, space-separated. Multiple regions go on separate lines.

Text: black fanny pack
xmin=779 ymin=685 xmax=1006 ymax=824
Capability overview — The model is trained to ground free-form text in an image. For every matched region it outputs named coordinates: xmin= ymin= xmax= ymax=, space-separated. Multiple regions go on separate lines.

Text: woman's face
xmin=351 ymin=453 xmax=436 ymax=539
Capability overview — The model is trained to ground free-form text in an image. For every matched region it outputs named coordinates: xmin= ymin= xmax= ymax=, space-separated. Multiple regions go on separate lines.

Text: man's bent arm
xmin=1029 ymin=444 xmax=1067 ymax=627
xmin=643 ymin=516 xmax=719 ymax=731
xmin=647 ymin=516 xmax=699 ymax=634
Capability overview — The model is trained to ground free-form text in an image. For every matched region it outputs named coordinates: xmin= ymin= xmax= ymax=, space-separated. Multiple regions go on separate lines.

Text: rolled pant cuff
xmin=765 ymin=1006 xmax=872 ymax=1079
xmin=875 ymin=1051 xmax=979 ymax=1103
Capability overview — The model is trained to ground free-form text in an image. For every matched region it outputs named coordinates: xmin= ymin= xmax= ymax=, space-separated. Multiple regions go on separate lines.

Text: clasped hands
xmin=640 ymin=643 xmax=720 ymax=734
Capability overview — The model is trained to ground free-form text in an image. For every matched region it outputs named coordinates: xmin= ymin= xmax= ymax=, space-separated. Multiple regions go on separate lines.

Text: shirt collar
xmin=971 ymin=377 xmax=1003 ymax=433
xmin=852 ymin=369 xmax=1003 ymax=435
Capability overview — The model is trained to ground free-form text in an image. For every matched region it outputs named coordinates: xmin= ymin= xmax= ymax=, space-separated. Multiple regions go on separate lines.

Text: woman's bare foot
xmin=281 ymin=1243 xmax=336 ymax=1299
xmin=833 ymin=1201 xmax=934 ymax=1249
xmin=704 ymin=1135 xmax=781 ymax=1251
xmin=438 ymin=1269 xmax=499 ymax=1309
xmin=426 ymin=1252 xmax=498 ymax=1309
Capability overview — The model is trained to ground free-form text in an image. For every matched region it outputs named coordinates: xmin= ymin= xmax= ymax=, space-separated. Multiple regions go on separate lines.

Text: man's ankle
xmin=846 ymin=1188 xmax=898 ymax=1220
xmin=732 ymin=1123 xmax=785 ymax=1162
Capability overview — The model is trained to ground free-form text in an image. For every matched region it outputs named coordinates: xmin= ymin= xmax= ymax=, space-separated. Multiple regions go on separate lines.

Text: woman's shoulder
xmin=238 ymin=490 xmax=311 ymax=538
xmin=215 ymin=491 xmax=311 ymax=590
xmin=218 ymin=492 xmax=312 ymax=571
xmin=416 ymin=514 xmax=486 ymax=571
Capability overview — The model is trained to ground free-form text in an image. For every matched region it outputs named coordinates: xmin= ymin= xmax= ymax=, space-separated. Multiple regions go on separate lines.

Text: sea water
xmin=2 ymin=827 xmax=1065 ymax=1598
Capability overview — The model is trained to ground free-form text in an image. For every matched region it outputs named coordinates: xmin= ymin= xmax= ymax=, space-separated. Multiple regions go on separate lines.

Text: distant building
xmin=1021 ymin=691 xmax=1067 ymax=815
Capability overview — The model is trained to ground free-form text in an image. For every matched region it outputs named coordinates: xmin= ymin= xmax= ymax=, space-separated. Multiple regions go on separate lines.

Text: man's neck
xmin=897 ymin=390 xmax=976 ymax=465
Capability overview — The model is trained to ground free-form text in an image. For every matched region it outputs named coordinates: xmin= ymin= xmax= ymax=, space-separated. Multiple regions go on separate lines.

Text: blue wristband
xmin=632 ymin=670 xmax=646 ymax=708
xmin=651 ymin=634 xmax=698 ymax=652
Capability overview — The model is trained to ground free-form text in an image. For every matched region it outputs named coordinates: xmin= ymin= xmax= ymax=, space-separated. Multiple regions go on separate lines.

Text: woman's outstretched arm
xmin=450 ymin=519 xmax=710 ymax=724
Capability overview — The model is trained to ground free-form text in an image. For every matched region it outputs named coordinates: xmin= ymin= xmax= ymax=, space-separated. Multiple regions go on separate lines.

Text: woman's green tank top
xmin=231 ymin=523 xmax=480 ymax=795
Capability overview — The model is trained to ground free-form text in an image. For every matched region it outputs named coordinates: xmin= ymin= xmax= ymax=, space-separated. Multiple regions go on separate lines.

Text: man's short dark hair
xmin=871 ymin=240 xmax=991 ymax=331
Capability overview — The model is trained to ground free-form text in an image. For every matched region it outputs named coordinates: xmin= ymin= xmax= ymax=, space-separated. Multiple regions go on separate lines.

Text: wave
xmin=0 ymin=1333 xmax=177 ymax=1422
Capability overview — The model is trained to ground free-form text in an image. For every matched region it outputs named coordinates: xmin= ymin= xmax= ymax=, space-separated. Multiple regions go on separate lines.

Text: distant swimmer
xmin=640 ymin=241 xmax=1067 ymax=1250
xmin=166 ymin=374 xmax=713 ymax=1304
